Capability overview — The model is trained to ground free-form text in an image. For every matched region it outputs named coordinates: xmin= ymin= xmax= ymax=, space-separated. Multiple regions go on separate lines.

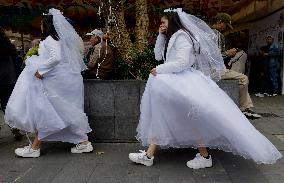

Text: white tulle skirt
xmin=136 ymin=68 xmax=282 ymax=164
xmin=5 ymin=56 xmax=92 ymax=144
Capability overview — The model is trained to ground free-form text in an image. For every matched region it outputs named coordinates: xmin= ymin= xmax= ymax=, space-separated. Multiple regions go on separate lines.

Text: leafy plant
xmin=113 ymin=45 xmax=159 ymax=80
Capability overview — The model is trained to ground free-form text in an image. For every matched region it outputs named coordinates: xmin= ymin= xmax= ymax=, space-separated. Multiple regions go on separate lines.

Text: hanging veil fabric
xmin=165 ymin=8 xmax=225 ymax=81
xmin=49 ymin=8 xmax=87 ymax=73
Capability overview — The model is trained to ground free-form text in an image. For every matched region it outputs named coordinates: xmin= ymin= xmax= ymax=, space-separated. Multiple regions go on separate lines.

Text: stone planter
xmin=84 ymin=79 xmax=239 ymax=142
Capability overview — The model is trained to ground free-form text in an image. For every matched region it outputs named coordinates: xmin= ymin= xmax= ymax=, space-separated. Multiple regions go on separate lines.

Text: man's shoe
xmin=71 ymin=142 xmax=93 ymax=153
xmin=129 ymin=150 xmax=154 ymax=166
xmin=264 ymin=93 xmax=272 ymax=97
xmin=255 ymin=93 xmax=264 ymax=98
xmin=242 ymin=108 xmax=262 ymax=119
xmin=15 ymin=145 xmax=40 ymax=158
xmin=187 ymin=153 xmax=212 ymax=169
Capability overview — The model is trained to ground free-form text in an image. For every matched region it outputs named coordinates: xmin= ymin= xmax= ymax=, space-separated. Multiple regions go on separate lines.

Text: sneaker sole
xmin=248 ymin=115 xmax=262 ymax=119
xmin=131 ymin=161 xmax=153 ymax=167
xmin=71 ymin=148 xmax=94 ymax=154
xmin=129 ymin=157 xmax=153 ymax=167
xmin=15 ymin=153 xmax=40 ymax=158
xmin=187 ymin=164 xmax=212 ymax=169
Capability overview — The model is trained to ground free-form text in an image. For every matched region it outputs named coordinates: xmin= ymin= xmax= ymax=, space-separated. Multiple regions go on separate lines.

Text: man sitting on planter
xmin=83 ymin=29 xmax=114 ymax=80
xmin=211 ymin=13 xmax=261 ymax=119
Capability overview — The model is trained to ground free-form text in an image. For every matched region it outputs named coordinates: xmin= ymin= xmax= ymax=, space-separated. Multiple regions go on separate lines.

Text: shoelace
xmin=138 ymin=150 xmax=147 ymax=159
xmin=76 ymin=144 xmax=82 ymax=149
xmin=195 ymin=153 xmax=201 ymax=158
xmin=25 ymin=133 xmax=32 ymax=146
xmin=194 ymin=153 xmax=205 ymax=160
xmin=23 ymin=145 xmax=32 ymax=151
xmin=76 ymin=143 xmax=87 ymax=149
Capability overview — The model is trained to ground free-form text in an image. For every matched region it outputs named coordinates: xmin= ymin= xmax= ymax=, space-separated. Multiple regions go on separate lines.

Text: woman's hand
xmin=225 ymin=48 xmax=237 ymax=57
xmin=159 ymin=25 xmax=167 ymax=34
xmin=150 ymin=68 xmax=157 ymax=76
xmin=35 ymin=71 xmax=43 ymax=80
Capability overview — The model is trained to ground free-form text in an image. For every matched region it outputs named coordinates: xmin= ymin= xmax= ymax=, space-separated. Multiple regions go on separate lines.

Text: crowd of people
xmin=0 ymin=8 xmax=282 ymax=169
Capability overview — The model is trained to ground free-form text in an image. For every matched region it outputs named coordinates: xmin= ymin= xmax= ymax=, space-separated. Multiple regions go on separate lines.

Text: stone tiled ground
xmin=0 ymin=95 xmax=283 ymax=183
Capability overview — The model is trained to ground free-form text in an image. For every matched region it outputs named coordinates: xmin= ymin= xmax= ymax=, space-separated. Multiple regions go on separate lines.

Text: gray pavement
xmin=0 ymin=95 xmax=283 ymax=183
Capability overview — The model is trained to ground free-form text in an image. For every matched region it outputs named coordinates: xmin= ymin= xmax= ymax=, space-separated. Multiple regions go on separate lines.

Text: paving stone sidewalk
xmin=0 ymin=95 xmax=283 ymax=183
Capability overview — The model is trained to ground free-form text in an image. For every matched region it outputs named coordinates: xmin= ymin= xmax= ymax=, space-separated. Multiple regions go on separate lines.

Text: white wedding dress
xmin=136 ymin=30 xmax=282 ymax=164
xmin=5 ymin=36 xmax=91 ymax=144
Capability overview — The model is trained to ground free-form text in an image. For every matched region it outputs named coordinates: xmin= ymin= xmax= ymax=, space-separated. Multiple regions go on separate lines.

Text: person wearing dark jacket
xmin=0 ymin=28 xmax=23 ymax=140
xmin=87 ymin=32 xmax=114 ymax=79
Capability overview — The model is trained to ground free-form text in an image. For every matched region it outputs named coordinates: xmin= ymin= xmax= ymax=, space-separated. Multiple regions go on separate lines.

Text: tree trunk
xmin=109 ymin=1 xmax=133 ymax=63
xmin=135 ymin=0 xmax=149 ymax=53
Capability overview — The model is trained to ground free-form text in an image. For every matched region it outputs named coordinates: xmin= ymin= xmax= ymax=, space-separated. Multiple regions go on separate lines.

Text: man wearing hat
xmin=212 ymin=13 xmax=236 ymax=59
xmin=83 ymin=29 xmax=114 ymax=79
xmin=82 ymin=29 xmax=104 ymax=78
xmin=84 ymin=29 xmax=104 ymax=65
xmin=212 ymin=13 xmax=261 ymax=119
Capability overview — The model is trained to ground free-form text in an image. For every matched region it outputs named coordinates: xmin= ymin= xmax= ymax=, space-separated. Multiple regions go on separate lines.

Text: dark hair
xmin=41 ymin=15 xmax=59 ymax=41
xmin=211 ymin=18 xmax=222 ymax=25
xmin=0 ymin=27 xmax=17 ymax=56
xmin=266 ymin=35 xmax=274 ymax=40
xmin=162 ymin=12 xmax=184 ymax=38
xmin=161 ymin=12 xmax=198 ymax=59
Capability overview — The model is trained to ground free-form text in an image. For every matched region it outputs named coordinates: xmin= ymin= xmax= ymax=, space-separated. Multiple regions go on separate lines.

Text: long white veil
xmin=48 ymin=8 xmax=87 ymax=73
xmin=166 ymin=8 xmax=225 ymax=81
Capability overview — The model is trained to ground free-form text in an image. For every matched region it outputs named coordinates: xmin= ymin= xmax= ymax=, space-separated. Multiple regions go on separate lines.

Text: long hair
xmin=163 ymin=12 xmax=185 ymax=38
xmin=162 ymin=12 xmax=198 ymax=60
xmin=0 ymin=27 xmax=17 ymax=57
xmin=41 ymin=15 xmax=59 ymax=41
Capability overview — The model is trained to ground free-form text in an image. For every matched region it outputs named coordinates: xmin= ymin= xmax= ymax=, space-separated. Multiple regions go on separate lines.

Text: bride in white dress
xmin=5 ymin=8 xmax=93 ymax=157
xmin=129 ymin=8 xmax=282 ymax=169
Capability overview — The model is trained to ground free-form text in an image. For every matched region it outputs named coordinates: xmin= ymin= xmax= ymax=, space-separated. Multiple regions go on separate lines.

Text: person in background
xmin=255 ymin=45 xmax=271 ymax=97
xmin=83 ymin=29 xmax=103 ymax=65
xmin=211 ymin=13 xmax=261 ymax=119
xmin=85 ymin=30 xmax=114 ymax=80
xmin=0 ymin=28 xmax=23 ymax=140
xmin=264 ymin=35 xmax=280 ymax=96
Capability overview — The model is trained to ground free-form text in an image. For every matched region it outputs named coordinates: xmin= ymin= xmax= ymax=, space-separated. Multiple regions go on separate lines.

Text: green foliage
xmin=113 ymin=45 xmax=159 ymax=80
xmin=23 ymin=46 xmax=39 ymax=62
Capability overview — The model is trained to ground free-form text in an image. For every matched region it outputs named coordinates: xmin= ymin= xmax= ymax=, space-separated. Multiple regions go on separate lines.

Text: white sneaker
xmin=71 ymin=142 xmax=93 ymax=153
xmin=129 ymin=150 xmax=154 ymax=166
xmin=186 ymin=153 xmax=212 ymax=169
xmin=255 ymin=93 xmax=264 ymax=98
xmin=264 ymin=93 xmax=272 ymax=97
xmin=242 ymin=108 xmax=262 ymax=119
xmin=15 ymin=145 xmax=40 ymax=158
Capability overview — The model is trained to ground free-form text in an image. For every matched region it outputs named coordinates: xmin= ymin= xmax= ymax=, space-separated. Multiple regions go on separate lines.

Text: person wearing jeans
xmin=265 ymin=35 xmax=279 ymax=96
